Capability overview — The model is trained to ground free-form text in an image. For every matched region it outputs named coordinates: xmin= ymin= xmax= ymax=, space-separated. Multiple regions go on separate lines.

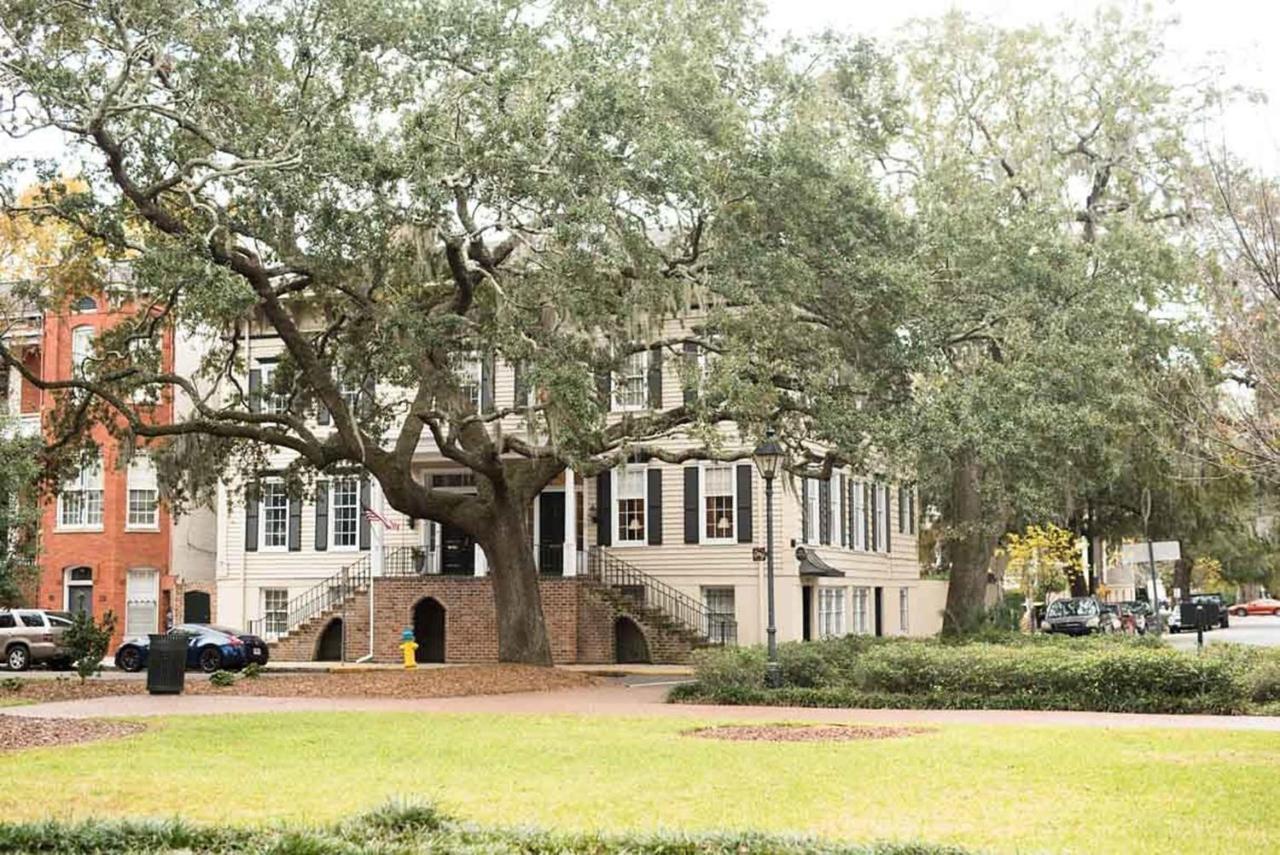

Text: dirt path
xmin=9 ymin=682 xmax=1280 ymax=731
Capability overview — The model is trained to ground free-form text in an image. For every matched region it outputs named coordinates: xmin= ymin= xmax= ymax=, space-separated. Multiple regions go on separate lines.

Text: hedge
xmin=0 ymin=802 xmax=971 ymax=855
xmin=675 ymin=635 xmax=1277 ymax=715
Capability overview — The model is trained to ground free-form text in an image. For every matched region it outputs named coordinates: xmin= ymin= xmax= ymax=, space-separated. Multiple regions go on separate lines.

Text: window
xmin=702 ymin=466 xmax=735 ymax=542
xmin=337 ymin=373 xmax=362 ymax=412
xmin=457 ymin=356 xmax=482 ymax=410
xmin=257 ymin=362 xmax=289 ymax=414
xmin=19 ymin=613 xmax=43 ymax=628
xmin=852 ymin=480 xmax=866 ymax=550
xmin=71 ymin=325 xmax=94 ymax=379
xmin=64 ymin=567 xmax=93 ymax=617
xmin=615 ymin=466 xmax=647 ymax=543
xmin=877 ymin=483 xmax=890 ymax=551
xmin=260 ymin=482 xmax=289 ymax=550
xmin=0 ymin=614 xmax=13 ymax=628
xmin=262 ymin=588 xmax=288 ymax=635
xmin=59 ymin=462 xmax=104 ymax=529
xmin=703 ymin=587 xmax=735 ymax=643
xmin=833 ymin=476 xmax=843 ymax=546
xmin=331 ymin=478 xmax=359 ymax=549
xmin=129 ymin=339 xmax=160 ymax=404
xmin=126 ymin=454 xmax=159 ymax=529
xmin=612 ymin=350 xmax=649 ymax=411
xmin=803 ymin=478 xmax=820 ymax=543
xmin=125 ymin=568 xmax=158 ymax=635
xmin=819 ymin=588 xmax=846 ymax=638
xmin=851 ymin=587 xmax=871 ymax=635
xmin=899 ymin=588 xmax=910 ymax=633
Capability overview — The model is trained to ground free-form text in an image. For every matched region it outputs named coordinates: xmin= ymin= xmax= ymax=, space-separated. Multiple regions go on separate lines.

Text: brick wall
xmin=267 ymin=575 xmax=698 ymax=664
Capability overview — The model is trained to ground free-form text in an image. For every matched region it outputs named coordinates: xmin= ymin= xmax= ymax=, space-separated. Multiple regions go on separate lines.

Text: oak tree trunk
xmin=479 ymin=496 xmax=554 ymax=666
xmin=942 ymin=453 xmax=998 ymax=634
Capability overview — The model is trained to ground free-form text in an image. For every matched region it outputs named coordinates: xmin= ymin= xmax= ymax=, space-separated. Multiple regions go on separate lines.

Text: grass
xmin=2 ymin=712 xmax=1278 ymax=854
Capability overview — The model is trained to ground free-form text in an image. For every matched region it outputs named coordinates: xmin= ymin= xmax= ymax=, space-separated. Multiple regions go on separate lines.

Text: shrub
xmin=62 ymin=611 xmax=116 ymax=684
xmin=208 ymin=670 xmax=237 ymax=688
xmin=241 ymin=662 xmax=264 ymax=679
xmin=0 ymin=677 xmax=21 ymax=693
xmin=681 ymin=636 xmax=1255 ymax=715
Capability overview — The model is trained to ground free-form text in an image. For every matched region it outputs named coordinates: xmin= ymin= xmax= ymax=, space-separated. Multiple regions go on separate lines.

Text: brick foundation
xmin=268 ymin=575 xmax=698 ymax=664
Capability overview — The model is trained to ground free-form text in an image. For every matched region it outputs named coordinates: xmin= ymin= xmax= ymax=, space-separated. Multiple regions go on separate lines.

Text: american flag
xmin=362 ymin=505 xmax=401 ymax=530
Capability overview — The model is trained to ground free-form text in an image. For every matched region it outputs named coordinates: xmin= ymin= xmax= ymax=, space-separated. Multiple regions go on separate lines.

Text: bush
xmin=62 ymin=611 xmax=116 ymax=684
xmin=0 ymin=677 xmax=21 ymax=694
xmin=681 ymin=636 xmax=1256 ymax=715
xmin=208 ymin=670 xmax=237 ymax=688
xmin=241 ymin=662 xmax=264 ymax=679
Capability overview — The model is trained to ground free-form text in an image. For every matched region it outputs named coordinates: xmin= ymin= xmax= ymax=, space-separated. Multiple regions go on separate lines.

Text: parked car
xmin=0 ymin=609 xmax=74 ymax=671
xmin=1113 ymin=601 xmax=1149 ymax=635
xmin=1228 ymin=597 xmax=1280 ymax=617
xmin=114 ymin=624 xmax=257 ymax=673
xmin=1042 ymin=597 xmax=1116 ymax=635
xmin=208 ymin=625 xmax=270 ymax=666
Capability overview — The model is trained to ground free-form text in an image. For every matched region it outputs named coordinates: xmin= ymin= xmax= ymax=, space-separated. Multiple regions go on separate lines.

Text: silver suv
xmin=0 ymin=609 xmax=74 ymax=671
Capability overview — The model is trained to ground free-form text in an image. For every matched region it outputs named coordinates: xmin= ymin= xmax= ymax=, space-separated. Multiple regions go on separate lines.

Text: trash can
xmin=146 ymin=633 xmax=187 ymax=695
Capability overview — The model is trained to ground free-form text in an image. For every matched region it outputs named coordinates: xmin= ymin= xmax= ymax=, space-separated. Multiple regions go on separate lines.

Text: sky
xmin=762 ymin=0 xmax=1280 ymax=172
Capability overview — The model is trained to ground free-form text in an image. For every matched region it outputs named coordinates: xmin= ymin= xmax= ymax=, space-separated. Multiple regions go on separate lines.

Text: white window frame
xmin=819 ymin=587 xmax=846 ymax=639
xmin=124 ymin=568 xmax=159 ymax=636
xmin=57 ymin=461 xmax=104 ymax=531
xmin=803 ymin=478 xmax=820 ymax=544
xmin=700 ymin=464 xmax=737 ymax=544
xmin=257 ymin=361 xmax=289 ymax=415
xmin=71 ymin=325 xmax=94 ymax=379
xmin=259 ymin=480 xmax=290 ymax=552
xmin=126 ymin=454 xmax=160 ymax=531
xmin=852 ymin=480 xmax=866 ymax=551
xmin=877 ymin=483 xmax=890 ymax=551
xmin=899 ymin=588 xmax=910 ymax=633
xmin=702 ymin=586 xmax=735 ymax=639
xmin=330 ymin=477 xmax=360 ymax=551
xmin=129 ymin=338 xmax=160 ymax=404
xmin=612 ymin=349 xmax=649 ymax=412
xmin=851 ymin=586 xmax=871 ymax=635
xmin=457 ymin=355 xmax=483 ymax=410
xmin=612 ymin=465 xmax=648 ymax=546
xmin=262 ymin=588 xmax=289 ymax=636
xmin=63 ymin=567 xmax=94 ymax=617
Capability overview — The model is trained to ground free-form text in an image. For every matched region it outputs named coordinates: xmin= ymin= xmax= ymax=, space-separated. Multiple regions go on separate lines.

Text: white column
xmin=563 ymin=468 xmax=577 ymax=576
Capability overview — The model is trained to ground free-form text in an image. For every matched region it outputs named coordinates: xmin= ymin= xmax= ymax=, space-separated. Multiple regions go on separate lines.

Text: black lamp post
xmin=753 ymin=429 xmax=785 ymax=689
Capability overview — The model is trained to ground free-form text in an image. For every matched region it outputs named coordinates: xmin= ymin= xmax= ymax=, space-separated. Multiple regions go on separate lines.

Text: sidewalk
xmin=8 ymin=682 xmax=1280 ymax=731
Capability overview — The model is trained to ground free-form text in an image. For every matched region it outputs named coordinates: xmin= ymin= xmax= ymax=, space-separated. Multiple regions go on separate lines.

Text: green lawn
xmin=6 ymin=712 xmax=1279 ymax=854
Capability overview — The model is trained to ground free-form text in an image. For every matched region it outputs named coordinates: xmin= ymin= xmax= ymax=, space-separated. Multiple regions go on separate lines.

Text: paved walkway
xmin=7 ymin=683 xmax=1280 ymax=731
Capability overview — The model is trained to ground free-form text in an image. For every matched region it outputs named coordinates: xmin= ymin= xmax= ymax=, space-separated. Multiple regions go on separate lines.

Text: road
xmin=1165 ymin=614 xmax=1280 ymax=650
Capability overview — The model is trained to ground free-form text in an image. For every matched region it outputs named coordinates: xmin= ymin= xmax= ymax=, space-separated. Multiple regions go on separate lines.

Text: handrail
xmin=249 ymin=546 xmax=416 ymax=637
xmin=584 ymin=546 xmax=736 ymax=646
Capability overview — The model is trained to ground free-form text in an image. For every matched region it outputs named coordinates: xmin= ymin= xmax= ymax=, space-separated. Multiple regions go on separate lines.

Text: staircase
xmin=583 ymin=546 xmax=738 ymax=649
xmin=248 ymin=546 xmax=418 ymax=644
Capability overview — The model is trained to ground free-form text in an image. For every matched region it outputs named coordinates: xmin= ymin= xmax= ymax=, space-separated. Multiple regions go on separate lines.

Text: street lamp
xmin=753 ymin=429 xmax=785 ymax=689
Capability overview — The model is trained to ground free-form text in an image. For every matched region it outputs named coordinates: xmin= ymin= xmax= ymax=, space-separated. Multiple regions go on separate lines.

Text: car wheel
xmin=1274 ymin=608 xmax=1280 ymax=617
xmin=115 ymin=646 xmax=143 ymax=673
xmin=6 ymin=645 xmax=30 ymax=672
xmin=198 ymin=646 xmax=222 ymax=673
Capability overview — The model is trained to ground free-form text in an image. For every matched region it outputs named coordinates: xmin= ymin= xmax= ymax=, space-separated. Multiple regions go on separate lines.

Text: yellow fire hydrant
xmin=399 ymin=628 xmax=418 ymax=670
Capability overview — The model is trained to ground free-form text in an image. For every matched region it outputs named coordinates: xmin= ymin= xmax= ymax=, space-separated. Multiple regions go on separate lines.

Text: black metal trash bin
xmin=146 ymin=633 xmax=187 ymax=695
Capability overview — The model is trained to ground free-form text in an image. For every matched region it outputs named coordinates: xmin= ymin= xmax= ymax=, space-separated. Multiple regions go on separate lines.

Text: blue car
xmin=114 ymin=624 xmax=253 ymax=673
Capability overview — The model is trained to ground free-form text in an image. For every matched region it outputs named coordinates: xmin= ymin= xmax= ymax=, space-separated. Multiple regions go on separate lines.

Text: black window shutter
xmin=596 ymin=370 xmax=612 ymax=412
xmin=869 ymin=482 xmax=879 ymax=552
xmin=248 ymin=369 xmax=262 ymax=413
xmin=801 ymin=478 xmax=810 ymax=543
xmin=682 ymin=342 xmax=699 ymax=406
xmin=863 ymin=482 xmax=871 ymax=551
xmin=596 ymin=472 xmax=612 ymax=545
xmin=287 ymin=492 xmax=302 ymax=552
xmin=819 ymin=478 xmax=831 ymax=545
xmin=314 ymin=480 xmax=329 ymax=551
xmin=512 ymin=361 xmax=528 ymax=408
xmin=839 ymin=474 xmax=849 ymax=547
xmin=647 ymin=346 xmax=662 ymax=409
xmin=359 ymin=478 xmax=372 ymax=550
xmin=847 ymin=479 xmax=856 ymax=548
xmin=736 ymin=464 xmax=753 ymax=543
xmin=884 ymin=485 xmax=892 ymax=553
xmin=646 ymin=468 xmax=663 ymax=545
xmin=244 ymin=482 xmax=260 ymax=552
xmin=683 ymin=467 xmax=699 ymax=544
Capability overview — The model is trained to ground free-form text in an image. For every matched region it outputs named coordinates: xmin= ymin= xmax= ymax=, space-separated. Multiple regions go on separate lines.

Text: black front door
xmin=802 ymin=586 xmax=813 ymax=641
xmin=439 ymin=524 xmax=476 ymax=576
xmin=874 ymin=586 xmax=884 ymax=637
xmin=184 ymin=591 xmax=211 ymax=624
xmin=538 ymin=492 xmax=566 ymax=575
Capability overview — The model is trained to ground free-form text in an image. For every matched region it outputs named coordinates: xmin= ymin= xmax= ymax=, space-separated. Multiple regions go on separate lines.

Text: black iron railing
xmin=249 ymin=546 xmax=417 ymax=637
xmin=585 ymin=546 xmax=737 ymax=646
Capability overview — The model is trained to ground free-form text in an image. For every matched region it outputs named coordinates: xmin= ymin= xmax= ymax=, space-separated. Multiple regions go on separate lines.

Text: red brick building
xmin=27 ymin=293 xmax=176 ymax=649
